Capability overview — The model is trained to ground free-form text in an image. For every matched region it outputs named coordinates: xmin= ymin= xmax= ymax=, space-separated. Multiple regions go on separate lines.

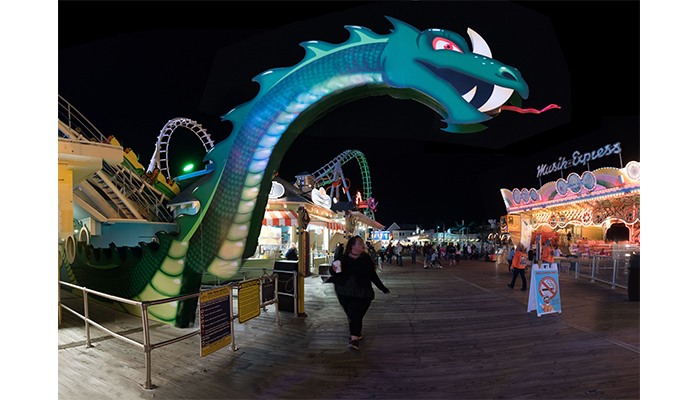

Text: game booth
xmin=500 ymin=161 xmax=640 ymax=289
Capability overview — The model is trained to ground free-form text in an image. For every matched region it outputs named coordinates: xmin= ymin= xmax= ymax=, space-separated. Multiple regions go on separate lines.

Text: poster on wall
xmin=527 ymin=262 xmax=562 ymax=316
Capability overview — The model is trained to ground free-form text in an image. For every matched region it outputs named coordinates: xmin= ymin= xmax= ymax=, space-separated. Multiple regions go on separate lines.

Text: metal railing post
xmin=293 ymin=271 xmax=298 ymax=317
xmin=140 ymin=303 xmax=155 ymax=390
xmin=83 ymin=288 xmax=93 ymax=348
xmin=275 ymin=274 xmax=281 ymax=326
xmin=230 ymin=283 xmax=238 ymax=352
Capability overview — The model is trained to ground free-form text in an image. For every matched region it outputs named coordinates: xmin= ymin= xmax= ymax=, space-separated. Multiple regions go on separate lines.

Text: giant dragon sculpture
xmin=62 ymin=17 xmax=552 ymax=327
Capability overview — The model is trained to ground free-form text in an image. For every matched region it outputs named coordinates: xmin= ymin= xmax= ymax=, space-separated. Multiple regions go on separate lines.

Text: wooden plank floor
xmin=58 ymin=257 xmax=639 ymax=399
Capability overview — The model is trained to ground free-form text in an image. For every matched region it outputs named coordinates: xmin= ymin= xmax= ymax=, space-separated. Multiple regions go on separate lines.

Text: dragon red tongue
xmin=500 ymin=104 xmax=561 ymax=114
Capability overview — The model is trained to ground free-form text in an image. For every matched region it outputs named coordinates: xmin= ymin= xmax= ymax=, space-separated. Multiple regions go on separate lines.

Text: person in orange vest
xmin=542 ymin=239 xmax=554 ymax=263
xmin=508 ymin=243 xmax=528 ymax=291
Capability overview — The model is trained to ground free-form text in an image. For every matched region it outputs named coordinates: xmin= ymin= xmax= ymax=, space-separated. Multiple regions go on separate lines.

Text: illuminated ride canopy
xmin=63 ymin=17 xmax=555 ymax=328
xmin=500 ymin=162 xmax=640 ymax=243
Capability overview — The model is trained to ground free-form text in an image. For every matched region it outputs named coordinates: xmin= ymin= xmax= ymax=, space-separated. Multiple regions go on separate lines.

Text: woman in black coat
xmin=329 ymin=235 xmax=390 ymax=356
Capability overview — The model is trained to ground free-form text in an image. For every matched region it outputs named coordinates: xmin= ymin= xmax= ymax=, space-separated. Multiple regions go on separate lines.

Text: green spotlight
xmin=183 ymin=164 xmax=194 ymax=172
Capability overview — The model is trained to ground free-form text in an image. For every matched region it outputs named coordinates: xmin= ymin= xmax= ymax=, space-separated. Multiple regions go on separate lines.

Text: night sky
xmin=59 ymin=1 xmax=640 ymax=229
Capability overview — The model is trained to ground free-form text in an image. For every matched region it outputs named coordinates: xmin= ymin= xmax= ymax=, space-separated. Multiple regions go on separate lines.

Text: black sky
xmin=58 ymin=1 xmax=640 ymax=229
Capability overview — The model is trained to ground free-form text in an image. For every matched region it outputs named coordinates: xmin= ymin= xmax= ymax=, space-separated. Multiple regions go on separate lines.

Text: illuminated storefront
xmin=255 ymin=178 xmax=344 ymax=271
xmin=500 ymin=161 xmax=640 ymax=256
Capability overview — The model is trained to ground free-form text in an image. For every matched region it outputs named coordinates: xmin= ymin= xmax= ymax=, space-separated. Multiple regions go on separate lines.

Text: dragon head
xmin=381 ymin=17 xmax=529 ymax=133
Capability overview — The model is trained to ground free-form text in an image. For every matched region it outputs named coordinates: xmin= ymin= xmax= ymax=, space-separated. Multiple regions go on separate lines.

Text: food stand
xmin=260 ymin=178 xmax=344 ymax=274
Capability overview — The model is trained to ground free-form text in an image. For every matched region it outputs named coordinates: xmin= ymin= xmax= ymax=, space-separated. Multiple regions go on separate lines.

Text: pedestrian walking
xmin=542 ymin=239 xmax=554 ymax=263
xmin=410 ymin=244 xmax=417 ymax=264
xmin=508 ymin=243 xmax=528 ymax=291
xmin=507 ymin=246 xmax=515 ymax=272
xmin=366 ymin=241 xmax=381 ymax=272
xmin=423 ymin=243 xmax=431 ymax=268
xmin=333 ymin=242 xmax=344 ymax=261
xmin=396 ymin=242 xmax=403 ymax=266
xmin=430 ymin=247 xmax=443 ymax=268
xmin=328 ymin=236 xmax=390 ymax=356
xmin=447 ymin=242 xmax=456 ymax=265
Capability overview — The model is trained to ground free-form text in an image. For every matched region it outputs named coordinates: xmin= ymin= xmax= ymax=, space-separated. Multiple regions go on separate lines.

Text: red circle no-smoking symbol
xmin=539 ymin=276 xmax=558 ymax=298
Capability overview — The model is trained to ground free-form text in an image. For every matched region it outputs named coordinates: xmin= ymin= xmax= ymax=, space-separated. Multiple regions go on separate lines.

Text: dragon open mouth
xmin=417 ymin=61 xmax=514 ymax=113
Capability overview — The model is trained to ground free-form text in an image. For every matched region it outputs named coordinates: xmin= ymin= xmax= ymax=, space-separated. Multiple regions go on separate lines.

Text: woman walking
xmin=329 ymin=236 xmax=390 ymax=356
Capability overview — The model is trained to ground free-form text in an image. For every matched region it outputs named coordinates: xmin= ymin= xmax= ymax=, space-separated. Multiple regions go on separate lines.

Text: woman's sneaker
xmin=347 ymin=339 xmax=360 ymax=356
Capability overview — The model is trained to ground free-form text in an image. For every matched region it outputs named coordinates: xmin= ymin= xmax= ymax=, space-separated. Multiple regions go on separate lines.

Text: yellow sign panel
xmin=237 ymin=279 xmax=261 ymax=324
xmin=199 ymin=286 xmax=231 ymax=357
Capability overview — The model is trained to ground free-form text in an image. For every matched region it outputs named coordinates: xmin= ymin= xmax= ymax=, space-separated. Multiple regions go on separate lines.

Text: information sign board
xmin=199 ymin=286 xmax=232 ymax=357
xmin=237 ymin=279 xmax=261 ymax=324
xmin=527 ymin=262 xmax=562 ymax=316
xmin=262 ymin=279 xmax=275 ymax=303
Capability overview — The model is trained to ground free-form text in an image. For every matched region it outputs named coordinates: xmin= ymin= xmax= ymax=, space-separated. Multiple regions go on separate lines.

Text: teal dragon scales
xmin=62 ymin=17 xmax=537 ymax=327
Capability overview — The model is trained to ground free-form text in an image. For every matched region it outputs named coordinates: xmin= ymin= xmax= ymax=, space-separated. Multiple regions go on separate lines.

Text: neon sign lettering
xmin=536 ymin=142 xmax=622 ymax=178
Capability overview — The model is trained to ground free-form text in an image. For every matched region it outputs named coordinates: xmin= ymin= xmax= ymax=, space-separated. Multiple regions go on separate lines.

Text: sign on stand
xmin=237 ymin=279 xmax=261 ymax=324
xmin=527 ymin=262 xmax=562 ymax=316
xmin=199 ymin=286 xmax=232 ymax=357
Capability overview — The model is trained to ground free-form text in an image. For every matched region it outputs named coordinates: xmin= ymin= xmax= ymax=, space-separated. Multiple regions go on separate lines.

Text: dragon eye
xmin=432 ymin=37 xmax=463 ymax=53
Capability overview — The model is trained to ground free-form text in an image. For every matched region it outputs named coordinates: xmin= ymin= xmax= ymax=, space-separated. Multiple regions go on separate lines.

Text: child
xmin=431 ymin=248 xmax=443 ymax=269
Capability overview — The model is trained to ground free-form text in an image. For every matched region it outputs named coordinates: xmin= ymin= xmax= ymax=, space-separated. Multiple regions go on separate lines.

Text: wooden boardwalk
xmin=58 ymin=257 xmax=639 ymax=399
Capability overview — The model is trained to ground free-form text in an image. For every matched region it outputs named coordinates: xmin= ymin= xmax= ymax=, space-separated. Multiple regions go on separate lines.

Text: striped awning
xmin=263 ymin=210 xmax=298 ymax=226
xmin=309 ymin=215 xmax=345 ymax=231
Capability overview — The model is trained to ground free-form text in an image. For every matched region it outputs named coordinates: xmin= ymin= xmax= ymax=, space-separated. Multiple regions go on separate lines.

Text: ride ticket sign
xmin=527 ymin=262 xmax=562 ymax=316
xmin=199 ymin=286 xmax=232 ymax=357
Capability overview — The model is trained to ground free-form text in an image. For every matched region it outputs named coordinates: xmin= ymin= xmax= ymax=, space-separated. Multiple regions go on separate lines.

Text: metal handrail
xmin=557 ymin=255 xmax=633 ymax=289
xmin=100 ymin=160 xmax=174 ymax=222
xmin=59 ymin=273 xmax=280 ymax=390
xmin=58 ymin=95 xmax=109 ymax=143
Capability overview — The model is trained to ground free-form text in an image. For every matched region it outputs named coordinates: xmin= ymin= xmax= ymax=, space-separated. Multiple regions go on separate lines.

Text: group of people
xmin=326 ymin=236 xmax=565 ymax=357
xmin=505 ymin=239 xmax=561 ymax=292
xmin=380 ymin=241 xmax=483 ymax=268
xmin=382 ymin=242 xmax=404 ymax=266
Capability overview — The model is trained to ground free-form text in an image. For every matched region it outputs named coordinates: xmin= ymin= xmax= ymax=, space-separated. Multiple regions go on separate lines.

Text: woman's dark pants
xmin=337 ymin=295 xmax=372 ymax=337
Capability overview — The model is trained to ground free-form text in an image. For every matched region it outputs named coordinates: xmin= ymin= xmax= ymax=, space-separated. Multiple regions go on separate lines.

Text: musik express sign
xmin=536 ymin=142 xmax=622 ymax=179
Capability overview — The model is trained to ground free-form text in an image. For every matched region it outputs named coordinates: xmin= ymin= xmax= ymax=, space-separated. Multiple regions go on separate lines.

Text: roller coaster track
xmin=311 ymin=149 xmax=375 ymax=219
xmin=147 ymin=118 xmax=214 ymax=180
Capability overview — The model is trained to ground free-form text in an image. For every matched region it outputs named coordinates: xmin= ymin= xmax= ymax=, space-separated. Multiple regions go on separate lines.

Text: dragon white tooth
xmin=478 ymin=85 xmax=513 ymax=112
xmin=467 ymin=28 xmax=492 ymax=58
xmin=462 ymin=86 xmax=477 ymax=103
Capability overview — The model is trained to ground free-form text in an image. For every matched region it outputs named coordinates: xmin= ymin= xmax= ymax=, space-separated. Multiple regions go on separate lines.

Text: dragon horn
xmin=467 ymin=28 xmax=492 ymax=58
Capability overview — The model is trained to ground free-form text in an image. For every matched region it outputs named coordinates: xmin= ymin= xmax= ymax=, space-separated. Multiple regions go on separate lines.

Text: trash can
xmin=628 ymin=253 xmax=640 ymax=301
xmin=319 ymin=263 xmax=332 ymax=283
